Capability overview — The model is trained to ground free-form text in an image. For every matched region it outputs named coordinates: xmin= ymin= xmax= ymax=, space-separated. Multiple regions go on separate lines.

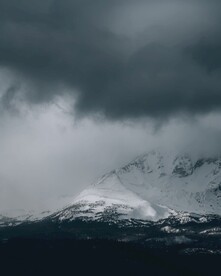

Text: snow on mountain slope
xmin=53 ymin=173 xmax=171 ymax=222
xmin=0 ymin=196 xmax=74 ymax=227
xmin=116 ymin=150 xmax=221 ymax=214
xmin=0 ymin=209 xmax=53 ymax=227
xmin=53 ymin=150 xmax=221 ymax=222
xmin=2 ymin=150 xmax=221 ymax=225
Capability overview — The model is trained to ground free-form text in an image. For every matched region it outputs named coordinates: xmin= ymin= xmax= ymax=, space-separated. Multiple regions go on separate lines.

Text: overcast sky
xmin=0 ymin=0 xmax=221 ymax=212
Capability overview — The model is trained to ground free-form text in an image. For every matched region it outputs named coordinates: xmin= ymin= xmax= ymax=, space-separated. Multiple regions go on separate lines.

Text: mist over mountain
xmin=0 ymin=1 xmax=221 ymax=274
xmin=44 ymin=150 xmax=221 ymax=223
xmin=1 ymin=149 xmax=221 ymax=226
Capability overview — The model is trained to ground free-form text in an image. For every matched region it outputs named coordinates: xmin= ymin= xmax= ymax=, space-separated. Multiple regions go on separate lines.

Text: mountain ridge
xmin=50 ymin=150 xmax=221 ymax=223
xmin=1 ymin=150 xmax=221 ymax=225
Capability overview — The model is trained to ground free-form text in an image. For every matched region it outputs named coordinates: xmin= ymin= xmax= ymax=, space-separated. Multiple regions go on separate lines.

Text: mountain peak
xmin=49 ymin=150 xmax=221 ymax=223
xmin=1 ymin=150 xmax=221 ymax=226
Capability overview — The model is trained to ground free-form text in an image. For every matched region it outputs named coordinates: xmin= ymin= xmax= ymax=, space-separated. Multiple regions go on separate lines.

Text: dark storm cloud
xmin=189 ymin=37 xmax=221 ymax=72
xmin=0 ymin=0 xmax=221 ymax=119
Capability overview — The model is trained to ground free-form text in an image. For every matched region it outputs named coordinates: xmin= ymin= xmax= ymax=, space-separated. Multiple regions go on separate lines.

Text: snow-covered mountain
xmin=52 ymin=150 xmax=221 ymax=222
xmin=1 ymin=150 xmax=221 ymax=226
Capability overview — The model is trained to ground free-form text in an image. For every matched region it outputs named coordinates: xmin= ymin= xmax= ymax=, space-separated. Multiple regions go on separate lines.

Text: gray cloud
xmin=0 ymin=0 xmax=221 ymax=120
xmin=1 ymin=98 xmax=221 ymax=211
xmin=189 ymin=37 xmax=221 ymax=72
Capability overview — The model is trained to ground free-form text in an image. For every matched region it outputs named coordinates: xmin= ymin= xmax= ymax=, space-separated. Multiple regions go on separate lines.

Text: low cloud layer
xmin=1 ymin=98 xmax=221 ymax=211
xmin=0 ymin=0 xmax=221 ymax=120
xmin=1 ymin=1 xmax=221 ymax=212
